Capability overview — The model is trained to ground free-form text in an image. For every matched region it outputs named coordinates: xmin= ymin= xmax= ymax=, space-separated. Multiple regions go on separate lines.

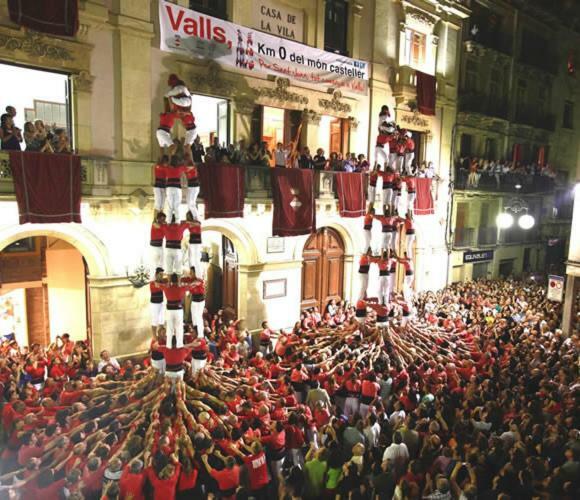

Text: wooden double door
xmin=301 ymin=227 xmax=345 ymax=312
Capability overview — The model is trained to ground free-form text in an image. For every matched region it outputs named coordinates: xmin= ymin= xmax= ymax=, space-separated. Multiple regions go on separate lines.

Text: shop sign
xmin=252 ymin=2 xmax=304 ymax=42
xmin=547 ymin=275 xmax=564 ymax=302
xmin=396 ymin=108 xmax=432 ymax=133
xmin=463 ymin=250 xmax=494 ymax=264
xmin=159 ymin=0 xmax=369 ymax=95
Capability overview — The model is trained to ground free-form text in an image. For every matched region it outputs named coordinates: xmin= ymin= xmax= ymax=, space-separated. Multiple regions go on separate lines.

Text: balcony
xmin=454 ymin=168 xmax=556 ymax=194
xmin=514 ymin=108 xmax=556 ymax=131
xmin=501 ymin=226 xmax=541 ymax=245
xmin=478 ymin=227 xmax=497 ymax=246
xmin=454 ymin=227 xmax=475 ymax=248
xmin=0 ymin=152 xmax=359 ymax=205
xmin=392 ymin=65 xmax=417 ymax=98
xmin=459 ymin=92 xmax=509 ymax=120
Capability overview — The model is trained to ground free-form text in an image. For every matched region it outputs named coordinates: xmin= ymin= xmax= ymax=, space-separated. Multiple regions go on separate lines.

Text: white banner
xmin=547 ymin=275 xmax=564 ymax=302
xmin=159 ymin=0 xmax=369 ymax=95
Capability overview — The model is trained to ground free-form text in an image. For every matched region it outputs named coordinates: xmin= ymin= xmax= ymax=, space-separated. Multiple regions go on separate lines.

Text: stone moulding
xmin=257 ymin=77 xmax=309 ymax=105
xmin=0 ymin=29 xmax=73 ymax=61
xmin=318 ymin=90 xmax=352 ymax=115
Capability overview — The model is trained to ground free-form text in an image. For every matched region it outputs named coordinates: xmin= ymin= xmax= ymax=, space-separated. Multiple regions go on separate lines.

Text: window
xmin=465 ymin=60 xmax=478 ymax=92
xmin=484 ymin=138 xmax=497 ymax=159
xmin=460 ymin=134 xmax=473 ymax=157
xmin=405 ymin=29 xmax=427 ymax=68
xmin=516 ymin=79 xmax=527 ymax=116
xmin=324 ymin=0 xmax=348 ymax=55
xmin=189 ymin=0 xmax=227 ymax=20
xmin=563 ymin=100 xmax=574 ymax=129
xmin=191 ymin=95 xmax=229 ymax=147
xmin=489 ymin=69 xmax=501 ymax=98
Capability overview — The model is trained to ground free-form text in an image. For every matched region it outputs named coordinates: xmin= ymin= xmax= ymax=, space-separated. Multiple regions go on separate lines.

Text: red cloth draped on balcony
xmin=8 ymin=0 xmax=79 ymax=37
xmin=512 ymin=143 xmax=521 ymax=163
xmin=271 ymin=169 xmax=316 ymax=237
xmin=9 ymin=152 xmax=82 ymax=224
xmin=414 ymin=178 xmax=434 ymax=216
xmin=416 ymin=71 xmax=436 ymax=116
xmin=198 ymin=163 xmax=245 ymax=219
xmin=335 ymin=172 xmax=366 ymax=218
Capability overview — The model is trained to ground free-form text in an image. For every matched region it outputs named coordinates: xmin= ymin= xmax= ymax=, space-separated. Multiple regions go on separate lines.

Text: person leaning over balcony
xmin=0 ymin=113 xmax=22 ymax=150
xmin=299 ymin=146 xmax=314 ymax=169
xmin=52 ymin=128 xmax=71 ymax=153
xmin=467 ymin=158 xmax=479 ymax=187
xmin=23 ymin=121 xmax=52 ymax=153
xmin=191 ymin=136 xmax=205 ymax=163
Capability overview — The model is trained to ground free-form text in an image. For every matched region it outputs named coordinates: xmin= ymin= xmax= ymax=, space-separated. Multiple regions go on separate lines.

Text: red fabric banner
xmin=414 ymin=178 xmax=434 ymax=216
xmin=416 ymin=71 xmax=436 ymax=116
xmin=335 ymin=172 xmax=366 ymax=218
xmin=198 ymin=163 xmax=245 ymax=219
xmin=537 ymin=146 xmax=545 ymax=166
xmin=9 ymin=152 xmax=82 ymax=224
xmin=512 ymin=143 xmax=521 ymax=163
xmin=8 ymin=0 xmax=79 ymax=37
xmin=271 ymin=169 xmax=316 ymax=237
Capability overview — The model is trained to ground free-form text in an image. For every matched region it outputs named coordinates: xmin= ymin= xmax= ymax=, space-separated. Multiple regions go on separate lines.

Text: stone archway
xmin=0 ymin=224 xmax=111 ymax=277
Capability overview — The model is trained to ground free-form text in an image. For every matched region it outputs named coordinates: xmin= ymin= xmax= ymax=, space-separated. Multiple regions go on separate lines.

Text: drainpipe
xmin=445 ymin=122 xmax=458 ymax=286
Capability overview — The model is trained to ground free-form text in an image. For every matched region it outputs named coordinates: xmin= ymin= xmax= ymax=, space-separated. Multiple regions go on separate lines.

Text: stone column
xmin=315 ymin=0 xmax=326 ymax=49
xmin=71 ymin=71 xmax=94 ymax=154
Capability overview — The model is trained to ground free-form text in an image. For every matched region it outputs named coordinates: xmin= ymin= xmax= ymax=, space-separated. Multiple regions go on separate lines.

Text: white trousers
xmin=363 ymin=229 xmax=372 ymax=253
xmin=191 ymin=300 xmax=205 ymax=333
xmin=166 ymin=309 xmax=184 ymax=348
xmin=184 ymin=127 xmax=197 ymax=146
xmin=150 ymin=302 xmax=165 ymax=327
xmin=166 ymin=187 xmax=182 ymax=223
xmin=151 ymin=358 xmax=166 ymax=373
xmin=405 ymin=152 xmax=415 ymax=174
xmin=188 ymin=244 xmax=201 ymax=273
xmin=344 ymin=396 xmax=360 ymax=417
xmin=407 ymin=192 xmax=416 ymax=214
xmin=187 ymin=186 xmax=200 ymax=219
xmin=404 ymin=275 xmax=414 ymax=302
xmin=388 ymin=274 xmax=395 ymax=301
xmin=154 ymin=187 xmax=166 ymax=212
xmin=375 ymin=145 xmax=389 ymax=169
xmin=380 ymin=275 xmax=391 ymax=305
xmin=383 ymin=187 xmax=394 ymax=206
xmin=191 ymin=358 xmax=207 ymax=374
xmin=368 ymin=185 xmax=376 ymax=205
xmin=394 ymin=191 xmax=401 ymax=212
xmin=406 ymin=234 xmax=415 ymax=259
xmin=165 ymin=248 xmax=182 ymax=274
xmin=150 ymin=246 xmax=164 ymax=271
xmin=358 ymin=273 xmax=369 ymax=301
xmin=396 ymin=155 xmax=405 ymax=173
xmin=165 ymin=369 xmax=184 ymax=380
xmin=156 ymin=128 xmax=173 ymax=148
xmin=382 ymin=231 xmax=394 ymax=252
xmin=388 ymin=152 xmax=398 ymax=169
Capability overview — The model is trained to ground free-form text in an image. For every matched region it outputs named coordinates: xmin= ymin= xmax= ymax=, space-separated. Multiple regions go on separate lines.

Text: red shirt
xmin=185 ymin=165 xmax=198 ymax=180
xmin=60 ymin=389 xmax=84 ymax=405
xmin=210 ymin=465 xmax=240 ymax=493
xmin=120 ymin=465 xmax=146 ymax=500
xmin=361 ymin=380 xmax=380 ymax=398
xmin=147 ymin=464 xmax=181 ymax=500
xmin=164 ymin=222 xmax=188 ymax=244
xmin=154 ymin=164 xmax=167 ymax=186
xmin=243 ymin=452 xmax=269 ymax=491
xmin=157 ymin=347 xmax=192 ymax=366
xmin=363 ymin=213 xmax=373 ymax=229
xmin=150 ymin=223 xmax=165 ymax=244
xmin=178 ymin=467 xmax=198 ymax=491
xmin=404 ymin=176 xmax=417 ymax=191
xmin=49 ymin=364 xmax=67 ymax=379
xmin=162 ymin=284 xmax=188 ymax=306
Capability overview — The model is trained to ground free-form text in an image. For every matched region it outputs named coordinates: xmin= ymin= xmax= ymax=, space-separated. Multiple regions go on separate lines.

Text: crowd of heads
xmin=0 ymin=278 xmax=577 ymax=499
xmin=0 ymin=105 xmax=71 ymax=153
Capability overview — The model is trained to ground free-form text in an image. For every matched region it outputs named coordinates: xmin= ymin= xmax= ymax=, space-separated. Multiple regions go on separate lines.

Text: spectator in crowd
xmin=313 ymin=148 xmax=327 ymax=171
xmin=0 ymin=112 xmax=23 ymax=150
xmin=299 ymin=146 xmax=313 ymax=169
xmin=191 ymin=135 xmax=205 ymax=163
xmin=51 ymin=128 xmax=71 ymax=153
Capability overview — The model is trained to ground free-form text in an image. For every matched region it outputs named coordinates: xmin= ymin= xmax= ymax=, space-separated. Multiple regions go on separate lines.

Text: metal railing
xmin=454 ymin=227 xmax=475 ymax=248
xmin=454 ymin=167 xmax=556 ymax=194
xmin=459 ymin=92 xmax=509 ymax=119
xmin=478 ymin=227 xmax=497 ymax=246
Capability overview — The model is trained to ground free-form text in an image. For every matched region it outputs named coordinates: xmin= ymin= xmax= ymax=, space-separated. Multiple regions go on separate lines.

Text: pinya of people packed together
xmin=0 ymin=75 xmax=578 ymax=500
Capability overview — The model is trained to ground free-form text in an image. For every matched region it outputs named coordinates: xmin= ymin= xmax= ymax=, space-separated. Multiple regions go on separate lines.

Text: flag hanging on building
xmin=416 ymin=71 xmax=436 ymax=116
xmin=414 ymin=178 xmax=434 ymax=215
xmin=198 ymin=163 xmax=245 ymax=218
xmin=271 ymin=169 xmax=316 ymax=236
xmin=9 ymin=152 xmax=82 ymax=224
xmin=335 ymin=172 xmax=366 ymax=218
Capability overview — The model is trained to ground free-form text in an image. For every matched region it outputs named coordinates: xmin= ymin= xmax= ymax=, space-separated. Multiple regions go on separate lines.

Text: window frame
xmin=189 ymin=0 xmax=228 ymax=20
xmin=324 ymin=0 xmax=349 ymax=56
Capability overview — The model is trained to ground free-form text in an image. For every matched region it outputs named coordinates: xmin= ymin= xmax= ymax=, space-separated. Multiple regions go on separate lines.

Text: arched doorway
xmin=301 ymin=227 xmax=345 ymax=312
xmin=0 ymin=236 xmax=89 ymax=346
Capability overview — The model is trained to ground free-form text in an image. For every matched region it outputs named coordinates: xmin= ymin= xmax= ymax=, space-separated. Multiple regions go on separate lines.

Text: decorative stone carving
xmin=318 ymin=90 xmax=352 ymax=114
xmin=403 ymin=5 xmax=438 ymax=28
xmin=234 ymin=97 xmax=257 ymax=115
xmin=302 ymin=108 xmax=321 ymax=125
xmin=0 ymin=29 xmax=73 ymax=60
xmin=72 ymin=70 xmax=94 ymax=92
xmin=257 ymin=77 xmax=308 ymax=105
xmin=348 ymin=116 xmax=359 ymax=130
xmin=190 ymin=61 xmax=235 ymax=95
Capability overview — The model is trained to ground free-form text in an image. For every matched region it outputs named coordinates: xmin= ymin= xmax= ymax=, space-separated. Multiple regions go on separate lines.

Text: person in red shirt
xmin=360 ymin=373 xmax=380 ymax=418
xmin=358 ymin=249 xmax=372 ymax=301
xmin=363 ymin=206 xmax=375 ymax=254
xmin=375 ymin=105 xmax=393 ymax=170
xmin=404 ymin=131 xmax=415 ymax=175
xmin=258 ymin=321 xmax=273 ymax=355
xmin=155 ymin=341 xmax=192 ymax=380
xmin=25 ymin=355 xmax=46 ymax=389
xmin=81 ymin=456 xmax=107 ymax=499
xmin=285 ymin=412 xmax=305 ymax=467
xmin=164 ymin=219 xmax=188 ymax=274
xmin=119 ymin=459 xmax=146 ymax=500
xmin=377 ymin=251 xmax=391 ymax=306
xmin=398 ymin=253 xmax=414 ymax=302
xmin=241 ymin=441 xmax=269 ymax=497
xmin=165 ymin=155 xmax=187 ymax=225
xmin=378 ymin=209 xmax=397 ymax=253
xmin=404 ymin=175 xmax=417 ymax=214
xmin=201 ymin=453 xmax=240 ymax=500
xmin=150 ymin=267 xmax=165 ymax=337
xmin=397 ymin=211 xmax=415 ymax=259
xmin=177 ymin=455 xmax=199 ymax=498
xmin=382 ymin=168 xmax=395 ymax=213
xmin=147 ymin=461 xmax=181 ymax=500
xmin=185 ymin=213 xmax=202 ymax=273
xmin=153 ymin=154 xmax=169 ymax=218
xmin=150 ymin=211 xmax=167 ymax=271
xmin=368 ymin=166 xmax=379 ymax=207
xmin=344 ymin=373 xmax=362 ymax=417
xmin=158 ymin=273 xmax=191 ymax=348
xmin=48 ymin=357 xmax=67 ymax=380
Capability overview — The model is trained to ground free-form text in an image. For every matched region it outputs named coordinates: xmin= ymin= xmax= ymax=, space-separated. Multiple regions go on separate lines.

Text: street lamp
xmin=518 ymin=213 xmax=535 ymax=230
xmin=496 ymin=212 xmax=514 ymax=229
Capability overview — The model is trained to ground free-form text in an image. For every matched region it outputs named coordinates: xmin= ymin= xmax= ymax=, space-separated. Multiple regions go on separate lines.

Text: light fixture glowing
xmin=518 ymin=214 xmax=535 ymax=230
xmin=496 ymin=212 xmax=514 ymax=229
xmin=515 ymin=184 xmax=522 ymax=190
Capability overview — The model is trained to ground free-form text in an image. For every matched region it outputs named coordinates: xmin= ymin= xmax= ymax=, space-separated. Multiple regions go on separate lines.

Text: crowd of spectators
xmin=455 ymin=156 xmax=557 ymax=189
xmin=0 ymin=105 xmax=71 ymax=153
xmin=0 ymin=278 xmax=577 ymax=499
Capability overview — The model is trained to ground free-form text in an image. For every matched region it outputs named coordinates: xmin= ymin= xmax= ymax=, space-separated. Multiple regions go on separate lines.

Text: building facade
xmin=0 ymin=0 xmax=469 ymax=356
xmin=449 ymin=0 xmax=580 ymax=282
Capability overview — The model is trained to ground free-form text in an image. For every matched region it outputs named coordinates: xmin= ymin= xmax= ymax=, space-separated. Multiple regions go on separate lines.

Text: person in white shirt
xmin=363 ymin=413 xmax=381 ymax=449
xmin=97 ymin=350 xmax=120 ymax=373
xmin=274 ymin=142 xmax=288 ymax=168
xmin=382 ymin=431 xmax=409 ymax=476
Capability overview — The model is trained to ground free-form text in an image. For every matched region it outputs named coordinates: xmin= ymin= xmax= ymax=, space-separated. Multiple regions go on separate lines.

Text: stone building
xmin=0 ymin=0 xmax=469 ymax=356
xmin=449 ymin=0 xmax=580 ymax=282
